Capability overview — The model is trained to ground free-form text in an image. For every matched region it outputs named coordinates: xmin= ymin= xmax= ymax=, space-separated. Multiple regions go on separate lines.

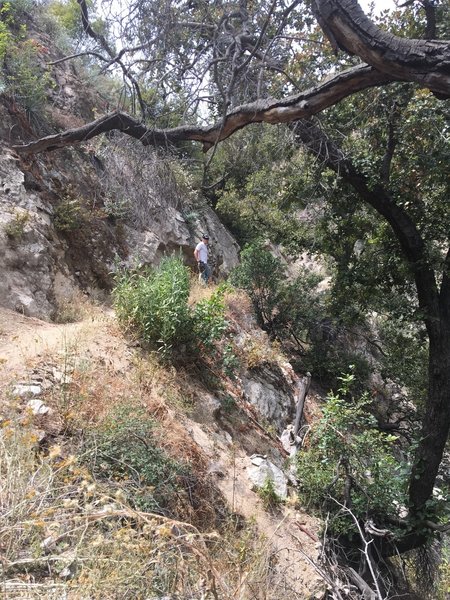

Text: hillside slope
xmin=0 ymin=293 xmax=327 ymax=598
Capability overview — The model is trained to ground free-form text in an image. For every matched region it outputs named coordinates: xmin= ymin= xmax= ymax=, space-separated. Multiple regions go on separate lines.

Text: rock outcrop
xmin=0 ymin=34 xmax=239 ymax=319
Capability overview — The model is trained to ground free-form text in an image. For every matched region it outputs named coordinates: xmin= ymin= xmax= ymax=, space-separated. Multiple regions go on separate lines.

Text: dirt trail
xmin=0 ymin=307 xmax=130 ymax=393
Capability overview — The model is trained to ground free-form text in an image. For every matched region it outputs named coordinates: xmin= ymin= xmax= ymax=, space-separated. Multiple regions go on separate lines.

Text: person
xmin=194 ymin=233 xmax=211 ymax=284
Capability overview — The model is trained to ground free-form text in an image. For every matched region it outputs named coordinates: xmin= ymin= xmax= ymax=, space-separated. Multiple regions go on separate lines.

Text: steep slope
xmin=0 ymin=15 xmax=239 ymax=320
xmin=0 ymin=294 xmax=326 ymax=599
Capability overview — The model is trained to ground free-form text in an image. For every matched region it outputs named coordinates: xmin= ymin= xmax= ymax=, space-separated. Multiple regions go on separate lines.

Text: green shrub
xmin=4 ymin=210 xmax=30 ymax=240
xmin=192 ymin=285 xmax=228 ymax=348
xmin=103 ymin=196 xmax=131 ymax=220
xmin=296 ymin=373 xmax=409 ymax=537
xmin=230 ymin=242 xmax=283 ymax=333
xmin=53 ymin=197 xmax=83 ymax=231
xmin=0 ymin=21 xmax=13 ymax=63
xmin=231 ymin=244 xmax=371 ymax=390
xmin=47 ymin=0 xmax=87 ymax=39
xmin=5 ymin=38 xmax=53 ymax=117
xmin=113 ymin=257 xmax=226 ymax=360
xmin=84 ymin=404 xmax=187 ymax=513
xmin=256 ymin=477 xmax=284 ymax=511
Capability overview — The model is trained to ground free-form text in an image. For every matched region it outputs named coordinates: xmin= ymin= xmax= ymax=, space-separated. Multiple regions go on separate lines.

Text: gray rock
xmin=52 ymin=368 xmax=73 ymax=385
xmin=247 ymin=455 xmax=288 ymax=499
xmin=13 ymin=384 xmax=42 ymax=398
xmin=26 ymin=398 xmax=50 ymax=415
xmin=242 ymin=363 xmax=296 ymax=431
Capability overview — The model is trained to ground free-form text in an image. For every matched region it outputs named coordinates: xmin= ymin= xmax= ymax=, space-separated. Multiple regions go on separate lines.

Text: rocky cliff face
xmin=0 ymin=32 xmax=239 ymax=319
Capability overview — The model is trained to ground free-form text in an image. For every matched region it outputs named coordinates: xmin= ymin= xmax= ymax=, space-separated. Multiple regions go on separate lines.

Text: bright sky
xmin=360 ymin=0 xmax=397 ymax=13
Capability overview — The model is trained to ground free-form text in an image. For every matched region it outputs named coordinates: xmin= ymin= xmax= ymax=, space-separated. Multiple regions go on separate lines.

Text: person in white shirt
xmin=194 ymin=234 xmax=211 ymax=283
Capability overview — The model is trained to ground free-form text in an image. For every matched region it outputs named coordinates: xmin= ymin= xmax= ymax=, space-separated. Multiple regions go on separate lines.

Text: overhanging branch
xmin=312 ymin=0 xmax=450 ymax=98
xmin=12 ymin=64 xmax=393 ymax=154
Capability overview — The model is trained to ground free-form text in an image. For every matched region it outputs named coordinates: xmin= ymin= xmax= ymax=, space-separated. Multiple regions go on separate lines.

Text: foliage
xmin=214 ymin=126 xmax=308 ymax=250
xmin=47 ymin=0 xmax=89 ymax=39
xmin=103 ymin=195 xmax=132 ymax=220
xmin=378 ymin=316 xmax=429 ymax=406
xmin=222 ymin=342 xmax=240 ymax=377
xmin=231 ymin=243 xmax=371 ymax=389
xmin=113 ymin=257 xmax=227 ymax=360
xmin=230 ymin=242 xmax=284 ymax=333
xmin=84 ymin=403 xmax=186 ymax=513
xmin=53 ymin=196 xmax=83 ymax=231
xmin=296 ymin=372 xmax=409 ymax=537
xmin=192 ymin=284 xmax=228 ymax=349
xmin=256 ymin=477 xmax=284 ymax=511
xmin=0 ymin=17 xmax=13 ymax=63
xmin=4 ymin=209 xmax=30 ymax=240
xmin=0 ymin=405 xmax=279 ymax=598
xmin=114 ymin=256 xmax=191 ymax=357
xmin=4 ymin=36 xmax=53 ymax=117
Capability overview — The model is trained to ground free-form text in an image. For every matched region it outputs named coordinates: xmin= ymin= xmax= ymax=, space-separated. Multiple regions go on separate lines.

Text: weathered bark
xmin=12 ymin=65 xmax=393 ymax=154
xmin=312 ymin=0 xmax=450 ymax=98
xmin=293 ymin=372 xmax=311 ymax=441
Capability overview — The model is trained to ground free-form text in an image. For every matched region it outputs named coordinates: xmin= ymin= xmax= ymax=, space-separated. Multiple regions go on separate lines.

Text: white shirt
xmin=195 ymin=241 xmax=208 ymax=263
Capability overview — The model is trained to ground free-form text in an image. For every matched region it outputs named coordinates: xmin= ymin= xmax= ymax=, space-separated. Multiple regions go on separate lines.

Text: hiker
xmin=194 ymin=233 xmax=211 ymax=284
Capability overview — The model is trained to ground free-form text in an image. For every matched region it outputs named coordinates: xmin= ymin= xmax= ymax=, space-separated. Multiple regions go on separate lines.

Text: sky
xmin=360 ymin=0 xmax=397 ymax=13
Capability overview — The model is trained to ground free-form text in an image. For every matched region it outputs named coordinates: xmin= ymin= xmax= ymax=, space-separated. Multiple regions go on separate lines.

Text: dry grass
xmin=188 ymin=275 xmax=218 ymax=306
xmin=225 ymin=289 xmax=256 ymax=332
xmin=0 ymin=299 xmax=311 ymax=599
xmin=0 ymin=405 xmax=290 ymax=600
xmin=53 ymin=290 xmax=103 ymax=324
xmin=238 ymin=333 xmax=283 ymax=370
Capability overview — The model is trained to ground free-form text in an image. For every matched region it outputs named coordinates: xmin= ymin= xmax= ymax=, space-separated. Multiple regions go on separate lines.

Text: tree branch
xmin=12 ymin=64 xmax=393 ymax=154
xmin=422 ymin=0 xmax=437 ymax=40
xmin=291 ymin=118 xmax=440 ymax=339
xmin=312 ymin=0 xmax=450 ymax=98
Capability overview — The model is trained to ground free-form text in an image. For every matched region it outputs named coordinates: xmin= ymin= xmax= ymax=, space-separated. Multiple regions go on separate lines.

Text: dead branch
xmin=293 ymin=372 xmax=311 ymax=443
xmin=332 ymin=498 xmax=386 ymax=600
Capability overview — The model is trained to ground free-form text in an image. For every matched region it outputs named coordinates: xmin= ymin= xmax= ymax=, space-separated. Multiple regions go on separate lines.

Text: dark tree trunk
xmin=409 ymin=301 xmax=450 ymax=513
xmin=312 ymin=0 xmax=450 ymax=98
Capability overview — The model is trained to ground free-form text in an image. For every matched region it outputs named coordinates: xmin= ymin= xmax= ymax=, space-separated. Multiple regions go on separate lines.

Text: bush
xmin=4 ymin=209 xmax=30 ymax=240
xmin=296 ymin=373 xmax=409 ymax=538
xmin=84 ymin=404 xmax=187 ymax=513
xmin=4 ymin=37 xmax=53 ymax=117
xmin=231 ymin=243 xmax=371 ymax=390
xmin=230 ymin=242 xmax=284 ymax=333
xmin=192 ymin=285 xmax=228 ymax=348
xmin=53 ymin=196 xmax=83 ymax=231
xmin=256 ymin=477 xmax=284 ymax=511
xmin=113 ymin=257 xmax=227 ymax=360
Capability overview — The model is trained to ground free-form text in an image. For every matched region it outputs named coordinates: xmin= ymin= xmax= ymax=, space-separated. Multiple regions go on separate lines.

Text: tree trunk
xmin=312 ymin=0 xmax=450 ymax=98
xmin=291 ymin=118 xmax=449 ymax=537
xmin=408 ymin=316 xmax=450 ymax=513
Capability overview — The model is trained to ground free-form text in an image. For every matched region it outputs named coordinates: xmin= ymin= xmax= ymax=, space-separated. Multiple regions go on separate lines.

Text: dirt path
xmin=0 ymin=307 xmax=130 ymax=395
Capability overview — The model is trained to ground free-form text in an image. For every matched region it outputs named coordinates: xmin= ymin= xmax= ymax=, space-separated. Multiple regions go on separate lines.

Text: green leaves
xmin=113 ymin=257 xmax=226 ymax=361
xmin=296 ymin=382 xmax=410 ymax=536
xmin=84 ymin=404 xmax=186 ymax=513
xmin=230 ymin=243 xmax=284 ymax=332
